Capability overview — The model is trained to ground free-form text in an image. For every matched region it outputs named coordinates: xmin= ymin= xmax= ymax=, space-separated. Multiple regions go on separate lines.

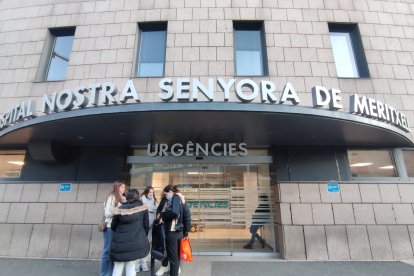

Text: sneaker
xmin=243 ymin=244 xmax=253 ymax=249
xmin=141 ymin=263 xmax=149 ymax=272
xmin=155 ymin=265 xmax=169 ymax=276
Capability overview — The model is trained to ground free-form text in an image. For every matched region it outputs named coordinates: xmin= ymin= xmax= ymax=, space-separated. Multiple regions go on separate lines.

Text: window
xmin=328 ymin=23 xmax=369 ymax=78
xmin=0 ymin=150 xmax=25 ymax=178
xmin=42 ymin=27 xmax=75 ymax=81
xmin=234 ymin=21 xmax=268 ymax=76
xmin=347 ymin=149 xmax=396 ymax=177
xmin=137 ymin=22 xmax=167 ymax=77
xmin=402 ymin=150 xmax=414 ymax=178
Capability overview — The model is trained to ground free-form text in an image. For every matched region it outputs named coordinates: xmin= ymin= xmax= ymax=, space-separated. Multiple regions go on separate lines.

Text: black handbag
xmin=151 ymin=219 xmax=167 ymax=261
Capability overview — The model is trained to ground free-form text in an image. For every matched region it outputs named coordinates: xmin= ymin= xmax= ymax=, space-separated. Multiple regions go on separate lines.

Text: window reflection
xmin=234 ymin=22 xmax=267 ymax=76
xmin=0 ymin=150 xmax=25 ymax=178
xmin=330 ymin=32 xmax=359 ymax=78
xmin=348 ymin=149 xmax=396 ymax=177
xmin=46 ymin=32 xmax=74 ymax=81
xmin=137 ymin=26 xmax=167 ymax=77
xmin=402 ymin=150 xmax=414 ymax=177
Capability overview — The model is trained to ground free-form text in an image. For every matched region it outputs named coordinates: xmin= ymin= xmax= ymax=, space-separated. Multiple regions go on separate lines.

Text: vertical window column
xmin=233 ymin=21 xmax=268 ymax=76
xmin=136 ymin=22 xmax=167 ymax=77
xmin=328 ymin=23 xmax=369 ymax=78
xmin=41 ymin=27 xmax=76 ymax=81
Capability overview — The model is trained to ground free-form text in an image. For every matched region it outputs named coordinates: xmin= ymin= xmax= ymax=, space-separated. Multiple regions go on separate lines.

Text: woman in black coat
xmin=155 ymin=184 xmax=183 ymax=276
xmin=111 ymin=189 xmax=150 ymax=276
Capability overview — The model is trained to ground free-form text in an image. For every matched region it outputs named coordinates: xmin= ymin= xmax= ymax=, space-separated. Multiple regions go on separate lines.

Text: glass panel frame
xmin=347 ymin=149 xmax=397 ymax=178
xmin=0 ymin=150 xmax=26 ymax=179
xmin=129 ymin=153 xmax=276 ymax=255
xmin=234 ymin=21 xmax=268 ymax=77
xmin=46 ymin=35 xmax=75 ymax=81
xmin=328 ymin=23 xmax=370 ymax=79
xmin=330 ymin=32 xmax=359 ymax=78
xmin=402 ymin=150 xmax=414 ymax=178
xmin=137 ymin=24 xmax=167 ymax=78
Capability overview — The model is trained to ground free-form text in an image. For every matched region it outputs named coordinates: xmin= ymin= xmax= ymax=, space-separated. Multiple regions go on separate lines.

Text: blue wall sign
xmin=59 ymin=183 xmax=72 ymax=192
xmin=327 ymin=183 xmax=340 ymax=193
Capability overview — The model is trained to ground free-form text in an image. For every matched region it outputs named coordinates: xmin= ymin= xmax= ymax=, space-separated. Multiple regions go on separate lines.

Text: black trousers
xmin=162 ymin=231 xmax=181 ymax=276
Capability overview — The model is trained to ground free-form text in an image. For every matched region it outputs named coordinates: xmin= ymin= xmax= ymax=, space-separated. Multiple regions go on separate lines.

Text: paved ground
xmin=1 ymin=257 xmax=414 ymax=276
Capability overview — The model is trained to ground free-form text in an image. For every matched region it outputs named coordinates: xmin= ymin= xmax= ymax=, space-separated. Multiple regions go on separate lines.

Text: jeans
xmin=100 ymin=228 xmax=113 ymax=276
xmin=248 ymin=225 xmax=263 ymax=246
xmin=112 ymin=261 xmax=136 ymax=276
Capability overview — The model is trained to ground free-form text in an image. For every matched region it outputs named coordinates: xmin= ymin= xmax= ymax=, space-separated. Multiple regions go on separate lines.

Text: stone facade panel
xmin=367 ymin=225 xmax=393 ymax=260
xmin=373 ymin=204 xmax=396 ymax=225
xmin=359 ymin=184 xmax=382 ymax=203
xmin=340 ymin=184 xmax=361 ymax=203
xmin=291 ymin=203 xmax=313 ymax=225
xmin=298 ymin=183 xmax=321 ymax=203
xmin=393 ymin=204 xmax=414 ymax=224
xmin=25 ymin=203 xmax=47 ymax=223
xmin=68 ymin=225 xmax=92 ymax=259
xmin=8 ymin=224 xmax=33 ymax=257
xmin=353 ymin=204 xmax=375 ymax=225
xmin=21 ymin=184 xmax=42 ymax=202
xmin=326 ymin=226 xmax=350 ymax=260
xmin=27 ymin=224 xmax=52 ymax=258
xmin=388 ymin=226 xmax=414 ymax=259
xmin=304 ymin=226 xmax=328 ymax=260
xmin=7 ymin=203 xmax=28 ymax=223
xmin=332 ymin=204 xmax=355 ymax=225
xmin=279 ymin=183 xmax=300 ymax=203
xmin=312 ymin=204 xmax=334 ymax=225
xmin=283 ymin=225 xmax=306 ymax=260
xmin=319 ymin=183 xmax=341 ymax=203
xmin=347 ymin=225 xmax=372 ymax=259
xmin=47 ymin=225 xmax=71 ymax=258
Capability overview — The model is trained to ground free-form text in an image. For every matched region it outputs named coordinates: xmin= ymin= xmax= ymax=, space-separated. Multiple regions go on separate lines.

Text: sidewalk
xmin=1 ymin=257 xmax=414 ymax=276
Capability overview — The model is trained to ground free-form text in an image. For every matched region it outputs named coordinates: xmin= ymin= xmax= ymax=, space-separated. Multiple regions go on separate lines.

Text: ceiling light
xmin=350 ymin=163 xmax=373 ymax=167
xmin=187 ymin=172 xmax=199 ymax=175
xmin=379 ymin=166 xmax=394 ymax=169
xmin=8 ymin=161 xmax=24 ymax=166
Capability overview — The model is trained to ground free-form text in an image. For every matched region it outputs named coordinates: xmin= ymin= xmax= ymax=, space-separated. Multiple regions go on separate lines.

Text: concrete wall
xmin=0 ymin=182 xmax=112 ymax=259
xmin=0 ymin=0 xmax=413 ymax=133
xmin=276 ymin=182 xmax=414 ymax=260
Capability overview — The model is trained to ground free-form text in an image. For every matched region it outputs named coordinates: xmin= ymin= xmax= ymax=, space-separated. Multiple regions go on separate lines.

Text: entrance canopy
xmin=0 ymin=102 xmax=412 ymax=148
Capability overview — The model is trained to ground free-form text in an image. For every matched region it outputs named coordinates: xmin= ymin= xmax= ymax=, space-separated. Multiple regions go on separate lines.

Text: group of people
xmin=100 ymin=181 xmax=190 ymax=276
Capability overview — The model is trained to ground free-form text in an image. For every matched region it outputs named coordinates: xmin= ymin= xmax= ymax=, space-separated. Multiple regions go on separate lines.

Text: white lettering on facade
xmin=0 ymin=78 xmax=410 ymax=133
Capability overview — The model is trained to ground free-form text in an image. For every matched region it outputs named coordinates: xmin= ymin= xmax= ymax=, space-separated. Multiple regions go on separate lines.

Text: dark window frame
xmin=233 ymin=21 xmax=269 ymax=77
xmin=328 ymin=23 xmax=370 ymax=78
xmin=43 ymin=26 xmax=76 ymax=81
xmin=136 ymin=21 xmax=168 ymax=78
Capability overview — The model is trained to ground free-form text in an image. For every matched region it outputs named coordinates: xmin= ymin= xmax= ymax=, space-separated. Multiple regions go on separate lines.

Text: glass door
xmin=130 ymin=161 xmax=276 ymax=255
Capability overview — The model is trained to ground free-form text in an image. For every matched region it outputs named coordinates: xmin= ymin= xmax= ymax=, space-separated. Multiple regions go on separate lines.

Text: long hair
xmin=161 ymin=184 xmax=180 ymax=200
xmin=109 ymin=180 xmax=126 ymax=205
xmin=143 ymin=186 xmax=158 ymax=203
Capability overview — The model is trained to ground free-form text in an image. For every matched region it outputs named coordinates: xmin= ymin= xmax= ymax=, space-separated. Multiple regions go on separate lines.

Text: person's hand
xmin=183 ymin=232 xmax=188 ymax=237
xmin=159 ymin=218 xmax=164 ymax=224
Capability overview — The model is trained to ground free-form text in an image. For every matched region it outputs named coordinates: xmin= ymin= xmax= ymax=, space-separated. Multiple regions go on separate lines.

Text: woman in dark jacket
xmin=111 ymin=189 xmax=150 ymax=276
xmin=155 ymin=185 xmax=183 ymax=276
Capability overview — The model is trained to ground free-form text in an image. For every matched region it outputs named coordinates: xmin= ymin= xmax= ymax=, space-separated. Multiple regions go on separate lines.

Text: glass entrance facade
xmin=130 ymin=151 xmax=276 ymax=255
